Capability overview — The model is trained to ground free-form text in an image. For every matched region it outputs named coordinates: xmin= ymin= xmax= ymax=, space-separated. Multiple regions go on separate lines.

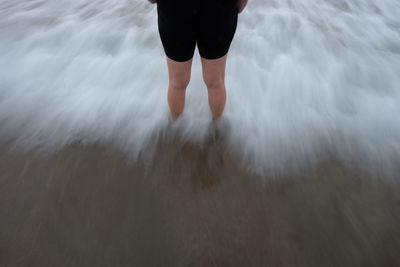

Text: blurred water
xmin=1 ymin=2 xmax=400 ymax=265
xmin=1 ymin=0 xmax=400 ymax=177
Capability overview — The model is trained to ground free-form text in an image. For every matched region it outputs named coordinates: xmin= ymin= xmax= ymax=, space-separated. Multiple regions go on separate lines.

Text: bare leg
xmin=166 ymin=56 xmax=193 ymax=119
xmin=200 ymin=54 xmax=228 ymax=119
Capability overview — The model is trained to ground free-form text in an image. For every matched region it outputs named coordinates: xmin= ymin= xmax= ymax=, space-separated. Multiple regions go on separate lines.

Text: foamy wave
xmin=1 ymin=0 xmax=400 ymax=177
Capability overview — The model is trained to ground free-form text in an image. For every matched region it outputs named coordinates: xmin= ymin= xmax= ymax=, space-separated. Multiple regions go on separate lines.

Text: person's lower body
xmin=157 ymin=0 xmax=238 ymax=119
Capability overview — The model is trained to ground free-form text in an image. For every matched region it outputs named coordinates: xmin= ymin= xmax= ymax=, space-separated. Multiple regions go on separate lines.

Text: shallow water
xmin=1 ymin=0 xmax=400 ymax=177
xmin=1 ymin=1 xmax=400 ymax=265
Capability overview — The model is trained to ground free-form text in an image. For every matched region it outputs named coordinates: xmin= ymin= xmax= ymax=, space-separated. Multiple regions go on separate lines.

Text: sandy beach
xmin=1 ymin=140 xmax=399 ymax=266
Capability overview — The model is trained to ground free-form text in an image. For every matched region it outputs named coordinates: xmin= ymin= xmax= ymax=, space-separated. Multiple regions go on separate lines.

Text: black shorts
xmin=157 ymin=0 xmax=238 ymax=62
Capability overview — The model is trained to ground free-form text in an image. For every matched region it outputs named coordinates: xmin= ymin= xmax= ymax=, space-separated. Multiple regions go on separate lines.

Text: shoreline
xmin=1 ymin=141 xmax=399 ymax=266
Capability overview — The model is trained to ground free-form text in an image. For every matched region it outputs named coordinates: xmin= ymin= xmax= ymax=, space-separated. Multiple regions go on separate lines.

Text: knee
xmin=204 ymin=77 xmax=225 ymax=90
xmin=169 ymin=78 xmax=190 ymax=91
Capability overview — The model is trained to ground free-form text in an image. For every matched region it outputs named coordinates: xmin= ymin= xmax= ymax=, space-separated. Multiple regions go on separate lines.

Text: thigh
xmin=166 ymin=56 xmax=193 ymax=87
xmin=157 ymin=1 xmax=197 ymax=62
xmin=196 ymin=2 xmax=238 ymax=60
xmin=201 ymin=54 xmax=228 ymax=85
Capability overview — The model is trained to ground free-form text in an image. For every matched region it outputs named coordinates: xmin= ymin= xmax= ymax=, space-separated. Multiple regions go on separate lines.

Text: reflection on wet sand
xmin=1 ymin=141 xmax=399 ymax=266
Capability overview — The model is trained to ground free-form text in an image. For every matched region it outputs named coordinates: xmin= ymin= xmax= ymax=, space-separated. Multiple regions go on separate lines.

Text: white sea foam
xmin=0 ymin=0 xmax=400 ymax=177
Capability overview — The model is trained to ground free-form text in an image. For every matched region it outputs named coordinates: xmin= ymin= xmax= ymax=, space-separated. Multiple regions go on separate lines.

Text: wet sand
xmin=1 ymin=140 xmax=400 ymax=267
